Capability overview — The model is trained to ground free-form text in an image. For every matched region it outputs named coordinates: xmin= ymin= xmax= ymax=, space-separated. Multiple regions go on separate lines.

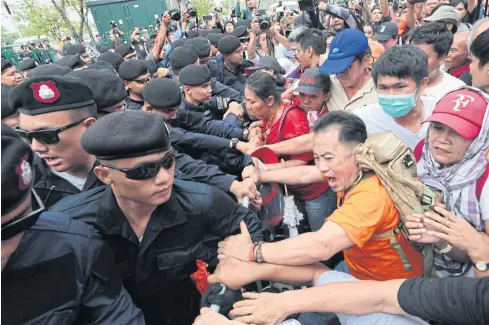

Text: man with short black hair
xmin=469 ymin=28 xmax=489 ymax=93
xmin=354 ymin=45 xmax=437 ymax=149
xmin=1 ymin=84 xmax=18 ymax=127
xmin=295 ymin=29 xmax=326 ymax=70
xmin=118 ymin=59 xmax=150 ymax=111
xmin=50 ymin=110 xmax=263 ymax=325
xmin=115 ymin=43 xmax=138 ymax=60
xmin=10 ymin=76 xmax=103 ymax=208
xmin=65 ymin=44 xmax=92 ymax=67
xmin=410 ymin=22 xmax=465 ymax=99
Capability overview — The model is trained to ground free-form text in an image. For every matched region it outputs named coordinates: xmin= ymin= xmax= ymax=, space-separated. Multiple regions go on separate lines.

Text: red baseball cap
xmin=251 ymin=147 xmax=279 ymax=164
xmin=423 ymin=88 xmax=488 ymax=140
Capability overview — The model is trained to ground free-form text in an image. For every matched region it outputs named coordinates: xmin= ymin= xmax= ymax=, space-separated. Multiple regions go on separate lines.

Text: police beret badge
xmin=30 ymin=81 xmax=60 ymax=104
xmin=15 ymin=154 xmax=33 ymax=190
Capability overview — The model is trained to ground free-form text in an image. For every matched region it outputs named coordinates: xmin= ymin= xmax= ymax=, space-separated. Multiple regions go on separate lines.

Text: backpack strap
xmin=476 ymin=164 xmax=489 ymax=200
xmin=414 ymin=139 xmax=425 ymax=162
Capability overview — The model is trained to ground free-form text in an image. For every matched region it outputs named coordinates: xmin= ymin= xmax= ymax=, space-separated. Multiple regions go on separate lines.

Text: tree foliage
xmin=1 ymin=28 xmax=18 ymax=45
xmin=14 ymin=0 xmax=68 ymax=39
xmin=193 ymin=0 xmax=217 ymax=16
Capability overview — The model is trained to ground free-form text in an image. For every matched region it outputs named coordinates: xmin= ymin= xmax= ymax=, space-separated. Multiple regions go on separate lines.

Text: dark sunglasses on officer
xmin=16 ymin=118 xmax=85 ymax=145
xmin=102 ymin=148 xmax=177 ymax=180
xmin=2 ymin=190 xmax=44 ymax=241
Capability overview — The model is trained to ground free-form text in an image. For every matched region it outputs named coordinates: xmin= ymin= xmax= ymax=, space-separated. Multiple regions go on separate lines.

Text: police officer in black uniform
xmin=66 ymin=69 xmax=127 ymax=117
xmin=216 ymin=35 xmax=254 ymax=93
xmin=118 ymin=59 xmax=149 ymax=111
xmin=50 ymin=110 xmax=263 ymax=325
xmin=10 ymin=76 xmax=105 ymax=209
xmin=1 ymin=124 xmax=145 ymax=325
xmin=57 ymin=55 xmax=87 ymax=71
xmin=170 ymin=45 xmax=242 ymax=107
xmin=98 ymin=51 xmax=125 ymax=72
xmin=179 ymin=64 xmax=244 ymax=122
xmin=115 ymin=43 xmax=138 ymax=60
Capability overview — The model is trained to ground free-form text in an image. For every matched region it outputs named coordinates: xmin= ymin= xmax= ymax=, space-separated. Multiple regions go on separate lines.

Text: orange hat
xmin=393 ymin=17 xmax=408 ymax=35
xmin=368 ymin=39 xmax=385 ymax=62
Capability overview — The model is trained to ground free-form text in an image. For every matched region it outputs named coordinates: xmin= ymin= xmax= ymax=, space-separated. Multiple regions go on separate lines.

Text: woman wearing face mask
xmin=406 ymin=86 xmax=489 ymax=278
xmin=244 ymin=72 xmax=334 ymax=232
xmin=354 ymin=45 xmax=438 ymax=150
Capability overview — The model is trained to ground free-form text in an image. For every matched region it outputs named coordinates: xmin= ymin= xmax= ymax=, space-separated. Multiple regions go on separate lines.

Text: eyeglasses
xmin=240 ymin=38 xmax=250 ymax=43
xmin=16 ymin=119 xmax=85 ymax=145
xmin=2 ymin=190 xmax=44 ymax=241
xmin=103 ymin=149 xmax=176 ymax=180
xmin=133 ymin=77 xmax=151 ymax=84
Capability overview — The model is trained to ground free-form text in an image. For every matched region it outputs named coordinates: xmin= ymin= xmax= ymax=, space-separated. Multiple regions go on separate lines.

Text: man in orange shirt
xmin=220 ymin=111 xmax=424 ymax=281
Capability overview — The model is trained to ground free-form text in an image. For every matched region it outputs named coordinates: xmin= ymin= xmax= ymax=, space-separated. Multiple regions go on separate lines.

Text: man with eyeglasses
xmin=66 ymin=69 xmax=127 ymax=118
xmin=10 ymin=76 xmax=104 ymax=209
xmin=1 ymin=59 xmax=23 ymax=87
xmin=119 ymin=59 xmax=150 ymax=111
xmin=217 ymin=35 xmax=255 ymax=93
xmin=1 ymin=124 xmax=145 ymax=324
xmin=50 ymin=110 xmax=263 ymax=325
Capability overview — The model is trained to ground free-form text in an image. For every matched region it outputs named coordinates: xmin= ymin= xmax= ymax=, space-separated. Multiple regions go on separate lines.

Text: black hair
xmin=69 ymin=105 xmax=97 ymax=120
xmin=431 ymin=3 xmax=452 ymax=14
xmin=372 ymin=45 xmax=428 ymax=86
xmin=311 ymin=111 xmax=367 ymax=145
xmin=353 ymin=46 xmax=372 ymax=64
xmin=246 ymin=71 xmax=281 ymax=103
xmin=470 ymin=28 xmax=489 ymax=68
xmin=296 ymin=28 xmax=327 ymax=56
xmin=321 ymin=29 xmax=337 ymax=40
xmin=410 ymin=22 xmax=453 ymax=58
xmin=449 ymin=0 xmax=468 ymax=10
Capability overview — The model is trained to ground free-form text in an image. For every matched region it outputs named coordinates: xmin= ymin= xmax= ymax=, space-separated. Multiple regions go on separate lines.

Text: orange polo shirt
xmin=326 ymin=175 xmax=424 ymax=280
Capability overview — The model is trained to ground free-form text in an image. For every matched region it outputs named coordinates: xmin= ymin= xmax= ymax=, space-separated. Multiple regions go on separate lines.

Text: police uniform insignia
xmin=16 ymin=154 xmax=32 ymax=190
xmin=30 ymin=81 xmax=60 ymax=104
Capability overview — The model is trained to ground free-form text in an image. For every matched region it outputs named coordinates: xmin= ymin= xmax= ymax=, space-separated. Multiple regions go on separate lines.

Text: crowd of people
xmin=1 ymin=0 xmax=489 ymax=324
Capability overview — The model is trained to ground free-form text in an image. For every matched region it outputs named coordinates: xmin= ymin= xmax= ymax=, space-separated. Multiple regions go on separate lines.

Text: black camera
xmin=258 ymin=17 xmax=270 ymax=31
xmin=110 ymin=21 xmax=117 ymax=28
xmin=188 ymin=7 xmax=197 ymax=17
xmin=166 ymin=9 xmax=181 ymax=21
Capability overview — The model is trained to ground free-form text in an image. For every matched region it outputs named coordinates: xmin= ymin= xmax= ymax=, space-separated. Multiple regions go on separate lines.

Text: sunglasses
xmin=104 ymin=149 xmax=176 ymax=180
xmin=133 ymin=77 xmax=151 ymax=85
xmin=240 ymin=38 xmax=250 ymax=43
xmin=2 ymin=190 xmax=44 ymax=241
xmin=16 ymin=119 xmax=85 ymax=145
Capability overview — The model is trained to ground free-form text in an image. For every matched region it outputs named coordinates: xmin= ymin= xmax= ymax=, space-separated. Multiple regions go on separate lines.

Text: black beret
xmin=171 ymin=38 xmax=187 ymax=51
xmin=99 ymin=46 xmax=111 ymax=53
xmin=187 ymin=30 xmax=199 ymax=39
xmin=66 ymin=69 xmax=126 ymax=110
xmin=207 ymin=33 xmax=225 ymax=46
xmin=57 ymin=55 xmax=86 ymax=69
xmin=186 ymin=37 xmax=211 ymax=58
xmin=98 ymin=51 xmax=124 ymax=72
xmin=1 ymin=123 xmax=35 ymax=215
xmin=118 ymin=59 xmax=148 ymax=81
xmin=10 ymin=76 xmax=96 ymax=116
xmin=81 ymin=110 xmax=171 ymax=160
xmin=1 ymin=84 xmax=16 ymax=119
xmin=143 ymin=78 xmax=181 ymax=109
xmin=209 ymin=27 xmax=223 ymax=34
xmin=232 ymin=26 xmax=249 ymax=39
xmin=145 ymin=60 xmax=158 ymax=74
xmin=18 ymin=58 xmax=39 ymax=72
xmin=235 ymin=20 xmax=251 ymax=29
xmin=65 ymin=44 xmax=86 ymax=55
xmin=179 ymin=64 xmax=211 ymax=86
xmin=28 ymin=64 xmax=72 ymax=78
xmin=87 ymin=60 xmax=117 ymax=74
xmin=170 ymin=45 xmax=199 ymax=71
xmin=218 ymin=35 xmax=241 ymax=55
xmin=115 ymin=43 xmax=135 ymax=57
xmin=198 ymin=30 xmax=209 ymax=37
xmin=1 ymin=58 xmax=12 ymax=72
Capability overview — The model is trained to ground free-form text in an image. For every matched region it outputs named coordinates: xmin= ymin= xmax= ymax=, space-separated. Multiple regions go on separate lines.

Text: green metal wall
xmin=87 ymin=0 xmax=167 ymax=39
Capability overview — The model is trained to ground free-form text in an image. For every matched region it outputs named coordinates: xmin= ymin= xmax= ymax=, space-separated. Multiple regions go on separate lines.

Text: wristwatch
xmin=230 ymin=138 xmax=239 ymax=150
xmin=474 ymin=261 xmax=489 ymax=272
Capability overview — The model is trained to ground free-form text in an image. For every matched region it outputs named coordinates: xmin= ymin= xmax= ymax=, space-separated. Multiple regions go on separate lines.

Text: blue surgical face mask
xmin=378 ymin=89 xmax=418 ymax=118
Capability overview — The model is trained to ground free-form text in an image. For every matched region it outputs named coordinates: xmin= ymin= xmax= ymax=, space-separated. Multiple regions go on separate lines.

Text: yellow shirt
xmin=327 ymin=75 xmax=378 ymax=112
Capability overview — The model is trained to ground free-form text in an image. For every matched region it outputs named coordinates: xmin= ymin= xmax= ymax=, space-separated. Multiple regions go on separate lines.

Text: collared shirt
xmin=126 ymin=96 xmax=144 ymax=111
xmin=327 ymin=75 xmax=378 ymax=112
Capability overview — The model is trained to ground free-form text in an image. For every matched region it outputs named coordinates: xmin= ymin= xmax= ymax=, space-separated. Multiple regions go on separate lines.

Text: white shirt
xmin=51 ymin=170 xmax=87 ymax=191
xmin=353 ymin=96 xmax=437 ymax=149
xmin=424 ymin=72 xmax=466 ymax=100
